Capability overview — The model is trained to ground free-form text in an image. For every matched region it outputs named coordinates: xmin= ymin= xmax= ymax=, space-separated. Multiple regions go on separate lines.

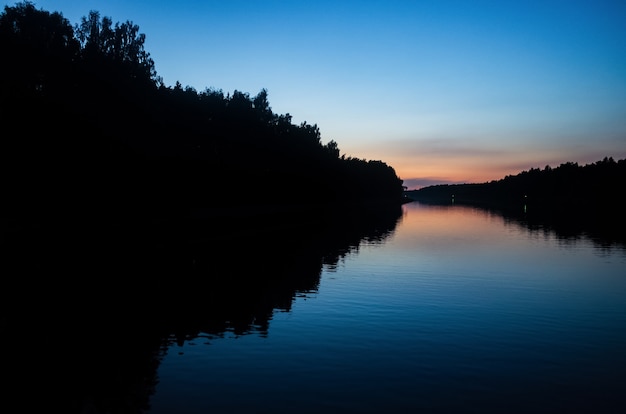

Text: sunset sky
xmin=12 ymin=0 xmax=626 ymax=189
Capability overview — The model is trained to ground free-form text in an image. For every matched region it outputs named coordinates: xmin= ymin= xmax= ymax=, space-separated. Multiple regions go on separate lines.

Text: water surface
xmin=149 ymin=202 xmax=626 ymax=413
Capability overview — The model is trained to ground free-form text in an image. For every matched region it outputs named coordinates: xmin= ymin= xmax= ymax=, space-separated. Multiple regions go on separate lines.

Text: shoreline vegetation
xmin=405 ymin=157 xmax=626 ymax=245
xmin=2 ymin=2 xmax=619 ymax=238
xmin=1 ymin=2 xmax=406 ymax=236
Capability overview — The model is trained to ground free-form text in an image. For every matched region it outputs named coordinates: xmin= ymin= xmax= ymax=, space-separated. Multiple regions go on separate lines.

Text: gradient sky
xmin=9 ymin=0 xmax=626 ymax=189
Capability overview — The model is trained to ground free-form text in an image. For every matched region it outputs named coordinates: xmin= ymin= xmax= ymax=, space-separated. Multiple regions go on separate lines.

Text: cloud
xmin=386 ymin=138 xmax=512 ymax=159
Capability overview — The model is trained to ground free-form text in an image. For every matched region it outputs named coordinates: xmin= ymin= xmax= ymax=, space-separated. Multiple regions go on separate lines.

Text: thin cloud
xmin=382 ymin=138 xmax=514 ymax=159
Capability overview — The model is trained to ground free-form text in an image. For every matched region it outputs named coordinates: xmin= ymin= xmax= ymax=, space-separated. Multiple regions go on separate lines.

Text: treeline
xmin=1 ymin=2 xmax=405 ymax=224
xmin=407 ymin=157 xmax=626 ymax=214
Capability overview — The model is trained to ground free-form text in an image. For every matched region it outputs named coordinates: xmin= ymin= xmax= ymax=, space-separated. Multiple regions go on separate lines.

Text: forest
xmin=406 ymin=157 xmax=626 ymax=238
xmin=406 ymin=157 xmax=625 ymax=207
xmin=0 ymin=2 xmax=405 ymax=228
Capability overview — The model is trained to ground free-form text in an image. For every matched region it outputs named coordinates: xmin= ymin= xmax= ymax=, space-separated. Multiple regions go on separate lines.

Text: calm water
xmin=148 ymin=202 xmax=626 ymax=414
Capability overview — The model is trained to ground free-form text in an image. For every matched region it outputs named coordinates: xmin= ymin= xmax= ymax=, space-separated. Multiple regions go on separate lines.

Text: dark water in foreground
xmin=149 ymin=202 xmax=625 ymax=414
xmin=2 ymin=202 xmax=625 ymax=413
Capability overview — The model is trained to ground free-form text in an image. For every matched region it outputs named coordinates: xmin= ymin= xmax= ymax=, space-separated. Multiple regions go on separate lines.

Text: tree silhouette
xmin=0 ymin=1 xmax=78 ymax=101
xmin=75 ymin=10 xmax=159 ymax=85
xmin=407 ymin=157 xmax=626 ymax=237
xmin=1 ymin=1 xmax=406 ymax=228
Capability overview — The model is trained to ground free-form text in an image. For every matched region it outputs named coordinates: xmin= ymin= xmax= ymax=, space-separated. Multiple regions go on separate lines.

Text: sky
xmin=6 ymin=0 xmax=626 ymax=189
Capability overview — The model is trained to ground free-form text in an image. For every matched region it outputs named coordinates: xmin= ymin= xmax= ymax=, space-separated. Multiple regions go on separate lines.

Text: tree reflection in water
xmin=1 ymin=203 xmax=403 ymax=413
xmin=414 ymin=198 xmax=626 ymax=250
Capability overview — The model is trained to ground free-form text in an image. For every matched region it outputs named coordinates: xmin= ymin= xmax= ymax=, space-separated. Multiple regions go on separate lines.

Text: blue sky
xmin=8 ymin=0 xmax=626 ymax=188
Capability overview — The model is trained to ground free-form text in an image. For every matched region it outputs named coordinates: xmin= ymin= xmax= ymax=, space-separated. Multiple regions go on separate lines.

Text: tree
xmin=74 ymin=10 xmax=159 ymax=84
xmin=0 ymin=1 xmax=79 ymax=98
xmin=324 ymin=140 xmax=340 ymax=158
xmin=1 ymin=2 xmax=408 ymax=211
xmin=253 ymin=88 xmax=273 ymax=123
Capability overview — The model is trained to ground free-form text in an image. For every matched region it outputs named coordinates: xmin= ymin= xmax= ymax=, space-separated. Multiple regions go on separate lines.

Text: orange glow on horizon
xmin=354 ymin=146 xmax=625 ymax=190
xmin=385 ymin=156 xmax=533 ymax=190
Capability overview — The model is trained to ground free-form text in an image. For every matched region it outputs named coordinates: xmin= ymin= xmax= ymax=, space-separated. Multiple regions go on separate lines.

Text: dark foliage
xmin=0 ymin=5 xmax=406 ymax=411
xmin=0 ymin=2 xmax=405 ymax=229
xmin=406 ymin=157 xmax=626 ymax=242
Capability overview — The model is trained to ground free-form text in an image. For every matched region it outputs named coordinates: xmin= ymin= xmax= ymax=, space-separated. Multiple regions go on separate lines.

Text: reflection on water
xmin=2 ymin=201 xmax=625 ymax=413
xmin=159 ymin=203 xmax=404 ymax=340
xmin=151 ymin=202 xmax=626 ymax=414
xmin=0 ymin=203 xmax=403 ymax=413
xmin=416 ymin=198 xmax=626 ymax=250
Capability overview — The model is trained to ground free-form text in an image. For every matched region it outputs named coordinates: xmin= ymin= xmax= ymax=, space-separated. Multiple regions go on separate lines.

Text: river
xmin=2 ymin=201 xmax=624 ymax=413
xmin=146 ymin=201 xmax=626 ymax=413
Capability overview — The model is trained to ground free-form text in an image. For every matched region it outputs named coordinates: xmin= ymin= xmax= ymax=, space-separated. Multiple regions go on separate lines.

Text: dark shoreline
xmin=405 ymin=194 xmax=626 ymax=248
